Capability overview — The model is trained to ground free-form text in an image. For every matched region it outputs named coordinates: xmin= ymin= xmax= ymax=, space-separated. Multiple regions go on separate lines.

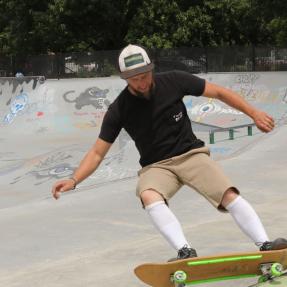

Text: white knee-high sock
xmin=145 ymin=201 xmax=190 ymax=250
xmin=226 ymin=196 xmax=269 ymax=246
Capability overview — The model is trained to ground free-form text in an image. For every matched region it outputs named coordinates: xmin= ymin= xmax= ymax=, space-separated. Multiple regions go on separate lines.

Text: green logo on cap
xmin=124 ymin=53 xmax=144 ymax=67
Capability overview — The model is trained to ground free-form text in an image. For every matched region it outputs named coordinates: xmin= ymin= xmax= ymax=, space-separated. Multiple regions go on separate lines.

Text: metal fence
xmin=1 ymin=46 xmax=287 ymax=79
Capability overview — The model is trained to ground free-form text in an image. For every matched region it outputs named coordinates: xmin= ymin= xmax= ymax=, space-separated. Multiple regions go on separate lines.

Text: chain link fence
xmin=1 ymin=47 xmax=287 ymax=79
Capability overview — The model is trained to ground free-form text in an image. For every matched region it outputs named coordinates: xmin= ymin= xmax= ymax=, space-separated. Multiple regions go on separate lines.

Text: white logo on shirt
xmin=173 ymin=111 xmax=183 ymax=122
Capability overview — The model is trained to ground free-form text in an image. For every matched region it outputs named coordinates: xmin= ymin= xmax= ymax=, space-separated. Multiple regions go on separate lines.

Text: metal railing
xmin=1 ymin=46 xmax=287 ymax=79
xmin=208 ymin=123 xmax=256 ymax=144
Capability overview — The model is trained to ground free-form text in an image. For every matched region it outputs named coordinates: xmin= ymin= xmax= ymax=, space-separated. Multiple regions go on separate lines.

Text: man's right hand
xmin=51 ymin=178 xmax=77 ymax=200
xmin=51 ymin=138 xmax=112 ymax=200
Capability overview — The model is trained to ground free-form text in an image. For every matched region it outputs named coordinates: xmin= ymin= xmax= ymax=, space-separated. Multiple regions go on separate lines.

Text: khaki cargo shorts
xmin=136 ymin=147 xmax=238 ymax=211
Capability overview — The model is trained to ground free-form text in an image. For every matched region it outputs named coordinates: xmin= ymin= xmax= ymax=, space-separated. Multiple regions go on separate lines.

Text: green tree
xmin=1 ymin=0 xmax=287 ymax=55
xmin=260 ymin=0 xmax=287 ymax=46
xmin=174 ymin=4 xmax=215 ymax=47
xmin=125 ymin=0 xmax=181 ymax=48
xmin=33 ymin=0 xmax=72 ymax=53
xmin=62 ymin=0 xmax=140 ymax=51
xmin=125 ymin=0 xmax=287 ymax=48
xmin=0 ymin=0 xmax=141 ymax=54
xmin=0 ymin=0 xmax=74 ymax=55
xmin=0 ymin=0 xmax=51 ymax=55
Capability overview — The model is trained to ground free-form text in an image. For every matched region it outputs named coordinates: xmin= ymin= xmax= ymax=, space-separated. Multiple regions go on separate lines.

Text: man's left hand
xmin=252 ymin=110 xmax=275 ymax=133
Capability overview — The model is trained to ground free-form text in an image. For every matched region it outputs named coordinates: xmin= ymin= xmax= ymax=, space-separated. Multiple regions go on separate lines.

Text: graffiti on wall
xmin=231 ymin=73 xmax=287 ymax=103
xmin=63 ymin=86 xmax=111 ymax=110
xmin=4 ymin=134 xmax=137 ymax=187
xmin=190 ymin=98 xmax=242 ymax=123
xmin=190 ymin=73 xmax=287 ymax=127
xmin=3 ymin=92 xmax=29 ymax=124
xmin=9 ymin=150 xmax=77 ymax=185
xmin=1 ymin=77 xmax=47 ymax=126
xmin=235 ymin=73 xmax=260 ymax=85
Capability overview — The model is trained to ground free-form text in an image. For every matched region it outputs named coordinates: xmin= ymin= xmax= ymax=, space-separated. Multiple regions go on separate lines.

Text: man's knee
xmin=140 ymin=189 xmax=165 ymax=207
xmin=221 ymin=187 xmax=240 ymax=208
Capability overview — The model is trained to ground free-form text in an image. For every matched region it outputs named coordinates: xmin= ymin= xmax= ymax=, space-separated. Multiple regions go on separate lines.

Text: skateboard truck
xmin=258 ymin=262 xmax=284 ymax=283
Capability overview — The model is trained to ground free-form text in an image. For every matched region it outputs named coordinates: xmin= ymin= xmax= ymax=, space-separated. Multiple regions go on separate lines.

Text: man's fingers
xmin=258 ymin=120 xmax=274 ymax=133
xmin=55 ymin=191 xmax=61 ymax=199
xmin=52 ymin=183 xmax=64 ymax=199
xmin=255 ymin=111 xmax=275 ymax=133
xmin=52 ymin=180 xmax=75 ymax=200
xmin=265 ymin=117 xmax=275 ymax=131
xmin=265 ymin=115 xmax=275 ymax=127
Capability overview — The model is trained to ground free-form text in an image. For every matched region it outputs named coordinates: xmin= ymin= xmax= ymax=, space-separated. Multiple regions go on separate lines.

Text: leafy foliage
xmin=0 ymin=0 xmax=286 ymax=55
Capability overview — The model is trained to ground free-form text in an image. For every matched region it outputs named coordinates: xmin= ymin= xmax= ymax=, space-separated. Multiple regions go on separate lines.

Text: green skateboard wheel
xmin=173 ymin=270 xmax=187 ymax=283
xmin=271 ymin=263 xmax=283 ymax=277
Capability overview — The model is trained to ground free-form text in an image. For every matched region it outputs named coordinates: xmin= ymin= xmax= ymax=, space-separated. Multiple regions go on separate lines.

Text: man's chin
xmin=135 ymin=91 xmax=150 ymax=99
xmin=136 ymin=85 xmax=155 ymax=99
xmin=129 ymin=82 xmax=154 ymax=99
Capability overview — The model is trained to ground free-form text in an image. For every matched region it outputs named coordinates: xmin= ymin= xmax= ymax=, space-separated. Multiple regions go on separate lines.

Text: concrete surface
xmin=0 ymin=72 xmax=286 ymax=287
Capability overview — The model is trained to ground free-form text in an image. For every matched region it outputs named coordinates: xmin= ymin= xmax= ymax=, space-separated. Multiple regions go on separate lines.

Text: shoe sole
xmin=273 ymin=238 xmax=287 ymax=250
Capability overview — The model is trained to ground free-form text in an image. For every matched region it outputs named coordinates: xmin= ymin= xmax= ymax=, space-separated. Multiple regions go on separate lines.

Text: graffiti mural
xmin=11 ymin=163 xmax=75 ymax=186
xmin=8 ymin=149 xmax=77 ymax=185
xmin=235 ymin=73 xmax=260 ymax=85
xmin=3 ymin=92 xmax=29 ymax=124
xmin=1 ymin=77 xmax=47 ymax=126
xmin=190 ymin=99 xmax=242 ymax=122
xmin=3 ymin=138 xmax=138 ymax=187
xmin=63 ymin=86 xmax=110 ymax=110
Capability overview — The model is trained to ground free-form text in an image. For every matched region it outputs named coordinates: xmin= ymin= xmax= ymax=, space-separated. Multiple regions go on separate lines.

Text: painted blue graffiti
xmin=3 ymin=92 xmax=29 ymax=124
xmin=184 ymin=98 xmax=193 ymax=109
xmin=210 ymin=147 xmax=232 ymax=154
xmin=202 ymin=106 xmax=210 ymax=112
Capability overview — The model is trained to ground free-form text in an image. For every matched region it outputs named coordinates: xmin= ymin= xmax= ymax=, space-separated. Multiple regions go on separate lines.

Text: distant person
xmin=15 ymin=71 xmax=24 ymax=78
xmin=52 ymin=44 xmax=287 ymax=261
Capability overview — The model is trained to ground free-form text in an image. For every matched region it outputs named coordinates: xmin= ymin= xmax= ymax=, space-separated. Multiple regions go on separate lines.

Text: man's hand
xmin=203 ymin=82 xmax=275 ymax=133
xmin=51 ymin=179 xmax=76 ymax=200
xmin=252 ymin=109 xmax=275 ymax=133
xmin=51 ymin=138 xmax=112 ymax=200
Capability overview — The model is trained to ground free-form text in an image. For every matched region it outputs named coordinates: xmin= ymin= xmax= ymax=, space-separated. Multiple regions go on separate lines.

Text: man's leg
xmin=221 ymin=188 xmax=269 ymax=246
xmin=141 ymin=189 xmax=191 ymax=251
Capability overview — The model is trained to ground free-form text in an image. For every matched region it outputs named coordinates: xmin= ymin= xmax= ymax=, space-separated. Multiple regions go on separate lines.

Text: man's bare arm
xmin=203 ymin=81 xmax=275 ymax=133
xmin=72 ymin=138 xmax=112 ymax=184
xmin=51 ymin=138 xmax=112 ymax=199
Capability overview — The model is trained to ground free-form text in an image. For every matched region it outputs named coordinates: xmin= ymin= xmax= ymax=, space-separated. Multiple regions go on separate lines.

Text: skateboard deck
xmin=134 ymin=249 xmax=287 ymax=287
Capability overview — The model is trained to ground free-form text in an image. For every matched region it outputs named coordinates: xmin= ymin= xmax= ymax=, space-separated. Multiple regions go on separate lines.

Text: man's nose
xmin=139 ymin=81 xmax=148 ymax=90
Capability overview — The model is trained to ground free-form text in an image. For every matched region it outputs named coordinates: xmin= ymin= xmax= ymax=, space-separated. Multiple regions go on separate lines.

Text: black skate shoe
xmin=260 ymin=238 xmax=287 ymax=251
xmin=168 ymin=245 xmax=198 ymax=262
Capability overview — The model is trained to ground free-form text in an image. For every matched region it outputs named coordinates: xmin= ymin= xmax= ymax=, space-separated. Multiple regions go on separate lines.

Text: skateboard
xmin=134 ymin=249 xmax=287 ymax=287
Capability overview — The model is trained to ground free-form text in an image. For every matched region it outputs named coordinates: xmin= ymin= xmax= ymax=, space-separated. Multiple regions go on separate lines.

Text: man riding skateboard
xmin=51 ymin=44 xmax=287 ymax=261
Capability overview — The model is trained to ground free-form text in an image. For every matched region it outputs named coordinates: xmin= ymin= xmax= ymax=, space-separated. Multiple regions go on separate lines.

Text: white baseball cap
xmin=118 ymin=44 xmax=154 ymax=79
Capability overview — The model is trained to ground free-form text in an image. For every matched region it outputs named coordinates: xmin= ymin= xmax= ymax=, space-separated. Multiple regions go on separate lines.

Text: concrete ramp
xmin=0 ymin=73 xmax=287 ymax=287
xmin=190 ymin=72 xmax=287 ymax=128
xmin=1 ymin=72 xmax=287 ymax=208
xmin=189 ymin=72 xmax=287 ymax=160
xmin=0 ymin=76 xmax=139 ymax=208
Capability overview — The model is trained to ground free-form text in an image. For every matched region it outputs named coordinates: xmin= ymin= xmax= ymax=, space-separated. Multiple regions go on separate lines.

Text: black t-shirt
xmin=99 ymin=70 xmax=206 ymax=167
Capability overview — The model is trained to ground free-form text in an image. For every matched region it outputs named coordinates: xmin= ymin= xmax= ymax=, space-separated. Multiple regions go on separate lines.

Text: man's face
xmin=126 ymin=71 xmax=154 ymax=99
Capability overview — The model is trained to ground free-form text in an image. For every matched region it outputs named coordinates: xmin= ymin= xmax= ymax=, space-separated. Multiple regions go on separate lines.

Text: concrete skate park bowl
xmin=1 ymin=72 xmax=286 ymax=207
xmin=0 ymin=72 xmax=286 ymax=287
